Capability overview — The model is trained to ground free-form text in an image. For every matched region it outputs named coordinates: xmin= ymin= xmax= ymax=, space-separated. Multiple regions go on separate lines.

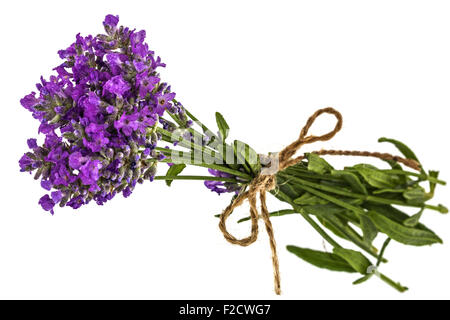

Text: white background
xmin=0 ymin=0 xmax=449 ymax=299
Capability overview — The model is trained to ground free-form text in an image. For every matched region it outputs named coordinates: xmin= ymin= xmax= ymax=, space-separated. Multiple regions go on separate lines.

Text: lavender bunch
xmin=19 ymin=15 xmax=193 ymax=213
xmin=19 ymin=15 xmax=447 ymax=294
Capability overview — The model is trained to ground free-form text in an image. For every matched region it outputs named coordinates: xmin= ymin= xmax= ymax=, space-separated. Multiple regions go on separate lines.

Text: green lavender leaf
xmin=403 ymin=208 xmax=424 ymax=227
xmin=378 ymin=137 xmax=420 ymax=163
xmin=304 ymin=205 xmax=378 ymax=258
xmin=307 ymin=153 xmax=334 ymax=174
xmin=215 ymin=112 xmax=230 ymax=141
xmin=294 ymin=192 xmax=329 ymax=205
xmin=165 ymin=163 xmax=186 ymax=186
xmin=232 ymin=140 xmax=251 ymax=174
xmin=286 ymin=246 xmax=357 ymax=273
xmin=353 ymin=274 xmax=373 ymax=285
xmin=331 ymin=169 xmax=368 ymax=195
xmin=333 ymin=247 xmax=372 ymax=274
xmin=403 ymin=186 xmax=431 ymax=205
xmin=353 ymin=164 xmax=400 ymax=189
xmin=363 ymin=203 xmax=436 ymax=234
xmin=233 ymin=140 xmax=260 ymax=175
xmin=373 ymin=188 xmax=405 ymax=195
xmin=382 ymin=159 xmax=407 ymax=184
xmin=245 ymin=143 xmax=260 ymax=175
xmin=429 ymin=171 xmax=439 ymax=194
xmin=237 ymin=209 xmax=296 ymax=223
xmin=360 ymin=214 xmax=378 ymax=245
xmin=377 ymin=237 xmax=392 ymax=267
xmin=276 ymin=176 xmax=303 ymax=199
xmin=428 ymin=170 xmax=439 ymax=195
xmin=383 ymin=159 xmax=404 ymax=171
xmin=316 ymin=217 xmax=349 ymax=240
xmin=366 ymin=210 xmax=442 ymax=246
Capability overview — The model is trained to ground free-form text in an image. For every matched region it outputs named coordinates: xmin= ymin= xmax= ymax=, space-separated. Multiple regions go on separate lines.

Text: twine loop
xmin=219 ymin=108 xmax=343 ymax=295
xmin=218 ymin=107 xmax=420 ymax=295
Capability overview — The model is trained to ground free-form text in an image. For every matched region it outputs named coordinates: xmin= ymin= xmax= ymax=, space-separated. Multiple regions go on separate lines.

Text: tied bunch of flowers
xmin=19 ymin=15 xmax=447 ymax=294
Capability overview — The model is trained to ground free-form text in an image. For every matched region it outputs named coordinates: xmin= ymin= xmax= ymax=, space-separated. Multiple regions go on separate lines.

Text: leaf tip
xmin=438 ymin=204 xmax=448 ymax=214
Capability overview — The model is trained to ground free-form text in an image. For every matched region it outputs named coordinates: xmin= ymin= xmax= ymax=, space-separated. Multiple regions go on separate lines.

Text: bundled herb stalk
xmin=19 ymin=15 xmax=447 ymax=294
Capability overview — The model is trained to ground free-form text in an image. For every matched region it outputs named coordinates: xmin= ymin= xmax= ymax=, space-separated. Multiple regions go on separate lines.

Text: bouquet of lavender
xmin=19 ymin=15 xmax=447 ymax=294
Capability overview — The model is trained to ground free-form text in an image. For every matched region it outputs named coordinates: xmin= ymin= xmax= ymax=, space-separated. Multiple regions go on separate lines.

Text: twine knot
xmin=219 ymin=107 xmax=343 ymax=295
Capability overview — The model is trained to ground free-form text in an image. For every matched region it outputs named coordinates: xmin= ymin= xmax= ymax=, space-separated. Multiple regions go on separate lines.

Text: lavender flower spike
xmin=19 ymin=15 xmax=181 ymax=213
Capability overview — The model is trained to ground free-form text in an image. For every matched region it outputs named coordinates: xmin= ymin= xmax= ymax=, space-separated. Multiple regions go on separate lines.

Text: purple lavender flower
xmin=103 ymin=75 xmax=130 ymax=97
xmin=133 ymin=61 xmax=148 ymax=73
xmin=19 ymin=154 xmax=34 ymax=172
xmin=104 ymin=15 xmax=119 ymax=28
xmin=27 ymin=138 xmax=38 ymax=149
xmin=38 ymin=195 xmax=55 ymax=215
xmin=204 ymin=169 xmax=240 ymax=195
xmin=80 ymin=92 xmax=101 ymax=122
xmin=123 ymin=187 xmax=132 ymax=198
xmin=68 ymin=152 xmax=87 ymax=170
xmin=51 ymin=191 xmax=63 ymax=203
xmin=41 ymin=180 xmax=52 ymax=191
xmin=106 ymin=53 xmax=128 ymax=75
xmin=137 ymin=74 xmax=159 ymax=98
xmin=106 ymin=105 xmax=115 ymax=114
xmin=114 ymin=113 xmax=139 ymax=136
xmin=79 ymin=159 xmax=102 ymax=187
xmin=155 ymin=92 xmax=176 ymax=116
xmin=19 ymin=15 xmax=180 ymax=213
xmin=66 ymin=195 xmax=85 ymax=209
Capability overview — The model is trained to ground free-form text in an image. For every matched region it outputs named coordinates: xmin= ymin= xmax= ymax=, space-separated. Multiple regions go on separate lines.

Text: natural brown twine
xmin=218 ymin=107 xmax=421 ymax=295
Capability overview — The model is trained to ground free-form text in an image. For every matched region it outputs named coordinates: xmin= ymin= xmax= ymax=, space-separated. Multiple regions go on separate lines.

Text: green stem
xmin=378 ymin=272 xmax=408 ymax=292
xmin=377 ymin=238 xmax=391 ymax=267
xmin=162 ymin=114 xmax=220 ymax=153
xmin=155 ymin=145 xmax=223 ymax=164
xmin=156 ymin=157 xmax=252 ymax=181
xmin=157 ymin=127 xmax=232 ymax=169
xmin=165 ymin=112 xmax=184 ymax=127
xmin=274 ymin=189 xmax=342 ymax=249
xmin=383 ymin=169 xmax=446 ymax=185
xmin=237 ymin=209 xmax=297 ymax=223
xmin=157 ymin=127 xmax=211 ymax=155
xmin=275 ymin=181 xmax=388 ymax=261
xmin=154 ymin=175 xmax=239 ymax=183
xmin=275 ymin=189 xmax=403 ymax=290
xmin=179 ymin=102 xmax=218 ymax=141
xmin=277 ymin=172 xmax=445 ymax=213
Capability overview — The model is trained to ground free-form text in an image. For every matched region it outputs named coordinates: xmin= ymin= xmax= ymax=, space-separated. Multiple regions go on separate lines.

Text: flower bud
xmin=129 ymin=140 xmax=138 ymax=154
xmin=115 ymin=152 xmax=124 ymax=160
xmin=33 ymin=167 xmax=43 ymax=180
xmin=118 ymin=166 xmax=126 ymax=181
xmin=63 ymin=132 xmax=77 ymax=141
xmin=124 ymin=169 xmax=133 ymax=182
xmin=115 ymin=182 xmax=127 ymax=193
xmin=105 ymin=148 xmax=114 ymax=159
xmin=143 ymin=165 xmax=157 ymax=180
xmin=49 ymin=114 xmax=61 ymax=124
xmin=59 ymin=195 xmax=70 ymax=207
xmin=123 ymin=145 xmax=131 ymax=157
xmin=151 ymin=133 xmax=159 ymax=144
xmin=41 ymin=165 xmax=51 ymax=180
xmin=132 ymin=167 xmax=141 ymax=181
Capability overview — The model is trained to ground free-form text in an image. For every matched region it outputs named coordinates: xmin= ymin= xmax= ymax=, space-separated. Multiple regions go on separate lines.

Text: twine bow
xmin=218 ymin=107 xmax=421 ymax=295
